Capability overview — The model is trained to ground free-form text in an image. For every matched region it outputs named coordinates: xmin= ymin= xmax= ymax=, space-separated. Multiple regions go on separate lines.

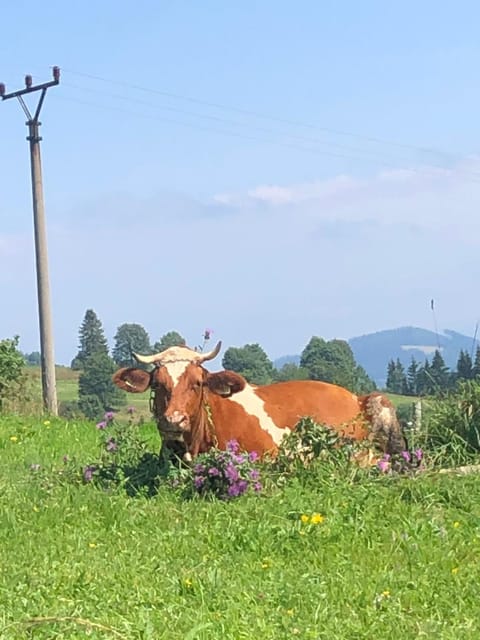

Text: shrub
xmin=82 ymin=411 xmax=165 ymax=495
xmin=0 ymin=336 xmax=27 ymax=412
xmin=78 ymin=394 xmax=104 ymax=420
xmin=58 ymin=400 xmax=82 ymax=419
xmin=183 ymin=440 xmax=262 ymax=501
xmin=421 ymin=379 xmax=480 ymax=466
xmin=273 ymin=416 xmax=355 ymax=476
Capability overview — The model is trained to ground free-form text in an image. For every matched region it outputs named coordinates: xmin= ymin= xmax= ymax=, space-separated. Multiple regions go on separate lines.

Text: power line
xmin=52 ymin=91 xmax=480 ymax=184
xmin=60 ymin=67 xmax=471 ymax=164
xmin=60 ymin=80 xmax=419 ymax=165
xmin=53 ymin=93 xmax=393 ymax=165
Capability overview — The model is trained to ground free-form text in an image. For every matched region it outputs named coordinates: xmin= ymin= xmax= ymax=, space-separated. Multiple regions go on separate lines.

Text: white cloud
xmin=3 ymin=158 xmax=480 ymax=364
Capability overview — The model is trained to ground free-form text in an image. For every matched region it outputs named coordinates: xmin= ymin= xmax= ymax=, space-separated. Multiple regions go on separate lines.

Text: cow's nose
xmin=166 ymin=410 xmax=187 ymax=426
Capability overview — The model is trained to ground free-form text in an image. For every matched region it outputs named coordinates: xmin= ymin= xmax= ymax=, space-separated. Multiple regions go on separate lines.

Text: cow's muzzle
xmin=164 ymin=411 xmax=189 ymax=431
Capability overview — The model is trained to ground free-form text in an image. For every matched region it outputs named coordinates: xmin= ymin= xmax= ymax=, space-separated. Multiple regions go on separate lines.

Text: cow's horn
xmin=131 ymin=352 xmax=163 ymax=365
xmin=196 ymin=340 xmax=222 ymax=363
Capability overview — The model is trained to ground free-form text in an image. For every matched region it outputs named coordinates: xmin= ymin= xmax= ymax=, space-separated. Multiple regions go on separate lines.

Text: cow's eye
xmin=192 ymin=381 xmax=202 ymax=390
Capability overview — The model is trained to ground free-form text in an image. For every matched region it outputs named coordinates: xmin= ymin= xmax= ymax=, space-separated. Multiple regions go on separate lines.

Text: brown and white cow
xmin=112 ymin=341 xmax=406 ymax=461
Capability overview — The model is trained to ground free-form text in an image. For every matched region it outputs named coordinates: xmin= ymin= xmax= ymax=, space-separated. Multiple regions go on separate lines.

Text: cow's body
xmin=112 ymin=342 xmax=406 ymax=459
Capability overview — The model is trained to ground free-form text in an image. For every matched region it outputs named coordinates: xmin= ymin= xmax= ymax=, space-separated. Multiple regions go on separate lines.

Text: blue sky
xmin=2 ymin=1 xmax=480 ymax=364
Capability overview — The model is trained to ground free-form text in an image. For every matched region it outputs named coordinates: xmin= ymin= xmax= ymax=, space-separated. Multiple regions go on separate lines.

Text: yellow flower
xmin=184 ymin=578 xmax=193 ymax=587
xmin=451 ymin=567 xmax=459 ymax=575
xmin=300 ymin=514 xmax=309 ymax=524
xmin=299 ymin=530 xmax=306 ymax=536
xmin=382 ymin=590 xmax=391 ymax=598
xmin=43 ymin=420 xmax=51 ymax=426
xmin=33 ymin=506 xmax=39 ymax=512
xmin=9 ymin=435 xmax=18 ymax=442
xmin=286 ymin=609 xmax=294 ymax=616
xmin=453 ymin=521 xmax=460 ymax=529
xmin=88 ymin=542 xmax=97 ymax=549
xmin=310 ymin=513 xmax=325 ymax=525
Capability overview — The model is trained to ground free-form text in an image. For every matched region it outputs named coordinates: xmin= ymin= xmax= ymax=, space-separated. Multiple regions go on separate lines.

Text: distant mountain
xmin=273 ymin=354 xmax=300 ymax=369
xmin=273 ymin=327 xmax=478 ymax=387
xmin=350 ymin=327 xmax=477 ymax=386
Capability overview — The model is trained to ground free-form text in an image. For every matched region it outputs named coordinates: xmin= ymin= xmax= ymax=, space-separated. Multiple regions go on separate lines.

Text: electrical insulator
xmin=25 ymin=75 xmax=33 ymax=88
xmin=52 ymin=66 xmax=60 ymax=81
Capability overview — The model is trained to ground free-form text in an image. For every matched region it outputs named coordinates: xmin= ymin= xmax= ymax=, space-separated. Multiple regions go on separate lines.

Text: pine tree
xmin=474 ymin=346 xmax=480 ymax=378
xmin=416 ymin=360 xmax=431 ymax=395
xmin=406 ymin=357 xmax=419 ymax=396
xmin=385 ymin=358 xmax=407 ymax=394
xmin=78 ymin=352 xmax=126 ymax=419
xmin=456 ymin=349 xmax=473 ymax=381
xmin=429 ymin=349 xmax=451 ymax=392
xmin=71 ymin=309 xmax=109 ymax=370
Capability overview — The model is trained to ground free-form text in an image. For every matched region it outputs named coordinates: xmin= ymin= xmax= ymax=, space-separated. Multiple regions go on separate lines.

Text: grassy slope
xmin=1 ymin=416 xmax=480 ymax=639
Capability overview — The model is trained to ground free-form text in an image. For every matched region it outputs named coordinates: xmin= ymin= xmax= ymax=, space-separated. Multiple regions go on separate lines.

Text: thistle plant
xmin=183 ymin=440 xmax=262 ymax=500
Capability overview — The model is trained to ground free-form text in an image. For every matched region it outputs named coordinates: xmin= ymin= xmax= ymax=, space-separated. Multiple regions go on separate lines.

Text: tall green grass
xmin=1 ymin=415 xmax=480 ymax=639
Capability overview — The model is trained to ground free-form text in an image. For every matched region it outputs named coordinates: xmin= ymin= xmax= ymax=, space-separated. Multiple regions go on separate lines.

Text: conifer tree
xmin=456 ymin=349 xmax=473 ymax=381
xmin=385 ymin=358 xmax=407 ymax=394
xmin=473 ymin=346 xmax=480 ymax=378
xmin=406 ymin=357 xmax=419 ymax=396
xmin=71 ymin=309 xmax=109 ymax=370
xmin=429 ymin=349 xmax=451 ymax=392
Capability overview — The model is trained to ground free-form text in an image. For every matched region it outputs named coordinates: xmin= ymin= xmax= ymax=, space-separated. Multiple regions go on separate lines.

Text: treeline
xmin=65 ymin=309 xmax=377 ymax=419
xmin=385 ymin=348 xmax=480 ymax=395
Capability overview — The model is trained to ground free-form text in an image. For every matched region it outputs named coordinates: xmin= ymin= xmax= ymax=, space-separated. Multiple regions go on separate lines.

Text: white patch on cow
xmin=226 ymin=384 xmax=289 ymax=445
xmin=380 ymin=406 xmax=393 ymax=425
xmin=163 ymin=360 xmax=190 ymax=385
xmin=157 ymin=346 xmax=202 ymax=385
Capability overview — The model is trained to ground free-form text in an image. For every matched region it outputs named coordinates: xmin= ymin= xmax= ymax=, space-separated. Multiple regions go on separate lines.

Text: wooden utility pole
xmin=1 ymin=68 xmax=60 ymax=415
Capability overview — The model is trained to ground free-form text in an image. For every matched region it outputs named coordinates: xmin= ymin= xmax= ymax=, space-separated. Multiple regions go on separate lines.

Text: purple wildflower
xmin=96 ymin=421 xmax=107 ymax=430
xmin=253 ymin=482 xmax=262 ymax=493
xmin=204 ymin=328 xmax=213 ymax=340
xmin=249 ymin=469 xmax=260 ymax=480
xmin=401 ymin=450 xmax=411 ymax=462
xmin=106 ymin=438 xmax=118 ymax=452
xmin=237 ymin=479 xmax=248 ymax=495
xmin=194 ymin=463 xmax=206 ymax=474
xmin=415 ymin=448 xmax=423 ymax=461
xmin=104 ymin=411 xmax=115 ymax=422
xmin=127 ymin=406 xmax=135 ymax=415
xmin=194 ymin=476 xmax=205 ymax=488
xmin=377 ymin=459 xmax=390 ymax=473
xmin=227 ymin=483 xmax=241 ymax=497
xmin=30 ymin=463 xmax=41 ymax=472
xmin=208 ymin=467 xmax=220 ymax=476
xmin=225 ymin=463 xmax=239 ymax=482
xmin=248 ymin=451 xmax=259 ymax=462
xmin=226 ymin=440 xmax=240 ymax=454
xmin=234 ymin=454 xmax=247 ymax=464
xmin=83 ymin=465 xmax=96 ymax=482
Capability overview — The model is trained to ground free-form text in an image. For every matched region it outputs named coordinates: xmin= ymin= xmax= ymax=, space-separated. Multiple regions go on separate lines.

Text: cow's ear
xmin=206 ymin=370 xmax=246 ymax=397
xmin=112 ymin=368 xmax=151 ymax=393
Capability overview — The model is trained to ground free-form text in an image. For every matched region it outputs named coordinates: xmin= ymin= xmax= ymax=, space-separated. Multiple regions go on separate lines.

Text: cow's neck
xmin=185 ymin=389 xmax=217 ymax=457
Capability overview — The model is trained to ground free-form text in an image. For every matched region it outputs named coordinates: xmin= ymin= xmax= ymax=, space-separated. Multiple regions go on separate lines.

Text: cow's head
xmin=112 ymin=341 xmax=246 ymax=458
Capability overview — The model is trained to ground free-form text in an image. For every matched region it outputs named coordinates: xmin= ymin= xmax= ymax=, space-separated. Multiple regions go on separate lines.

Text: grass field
xmin=1 ymin=414 xmax=480 ymax=639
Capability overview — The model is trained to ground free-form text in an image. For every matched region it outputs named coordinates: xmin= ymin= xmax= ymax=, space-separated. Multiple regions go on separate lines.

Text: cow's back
xmin=207 ymin=379 xmax=368 ymax=454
